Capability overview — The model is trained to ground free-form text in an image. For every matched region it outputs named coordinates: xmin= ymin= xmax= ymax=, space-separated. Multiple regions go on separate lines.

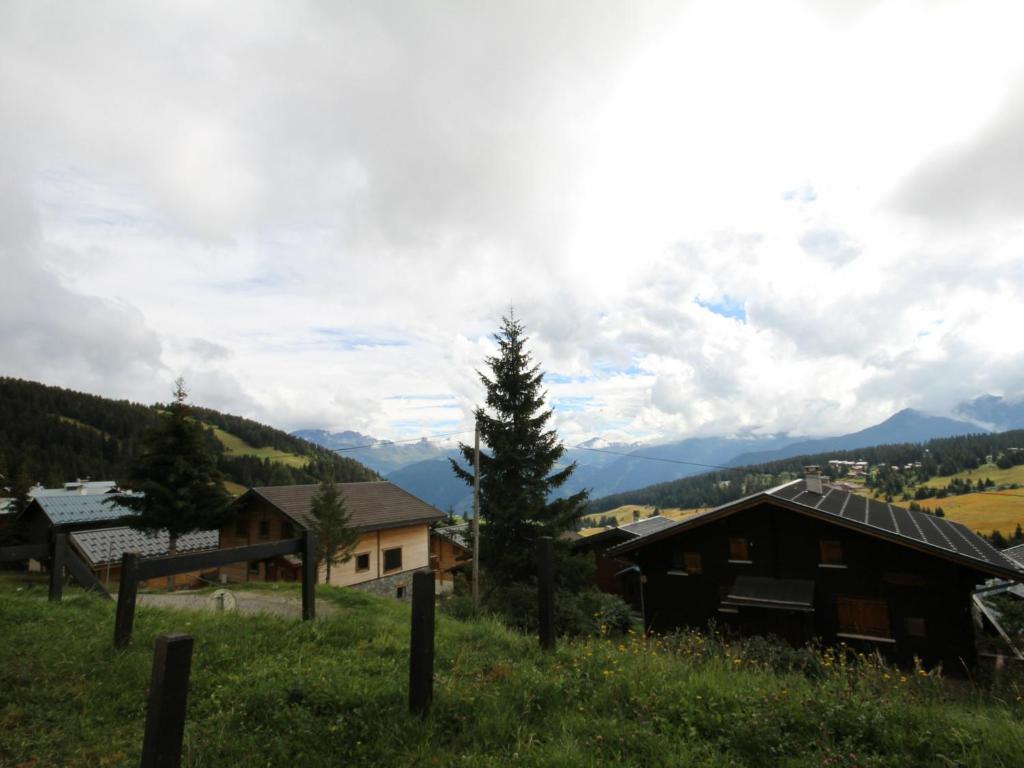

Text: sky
xmin=2 ymin=0 xmax=1023 ymax=446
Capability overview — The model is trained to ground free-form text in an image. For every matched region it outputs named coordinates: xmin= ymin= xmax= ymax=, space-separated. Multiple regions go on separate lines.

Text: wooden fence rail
xmin=0 ymin=535 xmax=111 ymax=601
xmin=114 ymin=530 xmax=317 ymax=650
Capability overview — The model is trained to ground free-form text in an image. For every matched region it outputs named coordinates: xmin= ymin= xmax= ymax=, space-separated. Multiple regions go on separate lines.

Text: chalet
xmin=606 ymin=469 xmax=1024 ymax=670
xmin=573 ymin=516 xmax=678 ymax=606
xmin=221 ymin=481 xmax=443 ymax=598
xmin=430 ymin=523 xmax=472 ymax=590
xmin=18 ymin=493 xmax=139 ymax=546
xmin=68 ymin=526 xmax=219 ymax=589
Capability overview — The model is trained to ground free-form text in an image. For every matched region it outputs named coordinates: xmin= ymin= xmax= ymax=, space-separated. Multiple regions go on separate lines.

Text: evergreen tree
xmin=450 ymin=314 xmax=588 ymax=585
xmin=309 ymin=473 xmax=358 ymax=583
xmin=113 ymin=379 xmax=232 ymax=588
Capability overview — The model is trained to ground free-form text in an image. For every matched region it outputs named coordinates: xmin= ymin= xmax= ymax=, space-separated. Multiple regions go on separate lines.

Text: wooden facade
xmin=609 ymin=481 xmax=1024 ymax=670
xmin=429 ymin=527 xmax=472 ymax=585
xmin=220 ymin=482 xmax=444 ymax=591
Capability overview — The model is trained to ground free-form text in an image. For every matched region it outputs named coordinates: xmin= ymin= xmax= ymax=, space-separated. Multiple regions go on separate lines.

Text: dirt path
xmin=133 ymin=590 xmax=338 ymax=619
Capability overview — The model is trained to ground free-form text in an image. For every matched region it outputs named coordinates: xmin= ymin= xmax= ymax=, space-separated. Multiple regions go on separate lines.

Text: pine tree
xmin=113 ymin=379 xmax=232 ymax=588
xmin=450 ymin=314 xmax=588 ymax=585
xmin=309 ymin=473 xmax=358 ymax=583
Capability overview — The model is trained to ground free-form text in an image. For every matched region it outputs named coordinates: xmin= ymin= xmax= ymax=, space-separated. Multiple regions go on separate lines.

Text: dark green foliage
xmin=309 ymin=473 xmax=358 ymax=583
xmin=450 ymin=315 xmax=588 ymax=586
xmin=114 ymin=381 xmax=232 ymax=543
xmin=0 ymin=377 xmax=376 ymax=490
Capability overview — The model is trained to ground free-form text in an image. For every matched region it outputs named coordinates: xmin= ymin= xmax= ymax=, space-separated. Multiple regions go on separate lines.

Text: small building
xmin=68 ymin=526 xmax=219 ymax=589
xmin=430 ymin=523 xmax=472 ymax=590
xmin=221 ymin=481 xmax=443 ymax=599
xmin=573 ymin=516 xmax=678 ymax=606
xmin=18 ymin=493 xmax=140 ymax=546
xmin=607 ymin=470 xmax=1024 ymax=670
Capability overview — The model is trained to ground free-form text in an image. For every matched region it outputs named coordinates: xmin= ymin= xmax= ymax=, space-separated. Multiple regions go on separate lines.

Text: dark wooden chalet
xmin=606 ymin=471 xmax=1024 ymax=670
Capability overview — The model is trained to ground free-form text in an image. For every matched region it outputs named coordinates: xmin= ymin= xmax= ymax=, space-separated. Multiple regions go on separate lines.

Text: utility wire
xmin=571 ymin=445 xmax=737 ymax=472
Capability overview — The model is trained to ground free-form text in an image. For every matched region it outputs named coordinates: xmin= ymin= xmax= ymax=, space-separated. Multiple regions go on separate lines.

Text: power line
xmin=571 ymin=445 xmax=736 ymax=472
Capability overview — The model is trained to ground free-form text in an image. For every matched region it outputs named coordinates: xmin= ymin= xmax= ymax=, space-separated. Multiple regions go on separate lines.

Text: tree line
xmin=0 ymin=377 xmax=376 ymax=499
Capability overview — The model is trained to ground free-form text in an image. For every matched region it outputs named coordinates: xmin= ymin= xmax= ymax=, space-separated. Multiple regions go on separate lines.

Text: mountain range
xmin=294 ymin=402 xmax=1001 ymax=513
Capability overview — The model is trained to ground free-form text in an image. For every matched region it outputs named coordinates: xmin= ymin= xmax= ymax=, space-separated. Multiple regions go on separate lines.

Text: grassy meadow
xmin=208 ymin=425 xmax=310 ymax=469
xmin=3 ymin=574 xmax=1024 ymax=767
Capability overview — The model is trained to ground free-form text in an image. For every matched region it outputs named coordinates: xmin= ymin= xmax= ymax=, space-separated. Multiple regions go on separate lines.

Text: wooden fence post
xmin=301 ymin=530 xmax=316 ymax=621
xmin=537 ymin=536 xmax=555 ymax=651
xmin=140 ymin=634 xmax=194 ymax=768
xmin=114 ymin=551 xmax=140 ymax=650
xmin=409 ymin=568 xmax=435 ymax=716
xmin=49 ymin=532 xmax=66 ymax=602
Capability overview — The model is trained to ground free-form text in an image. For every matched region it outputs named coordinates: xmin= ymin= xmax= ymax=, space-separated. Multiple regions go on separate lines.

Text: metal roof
xmin=33 ymin=493 xmax=140 ymax=526
xmin=607 ymin=479 xmax=1024 ymax=581
xmin=724 ymin=576 xmax=815 ymax=611
xmin=620 ymin=515 xmax=678 ymax=537
xmin=246 ymin=481 xmax=443 ymax=532
xmin=1003 ymin=543 xmax=1024 ymax=569
xmin=69 ymin=526 xmax=219 ymax=567
xmin=433 ymin=523 xmax=472 ymax=550
xmin=30 ymin=480 xmax=119 ymax=497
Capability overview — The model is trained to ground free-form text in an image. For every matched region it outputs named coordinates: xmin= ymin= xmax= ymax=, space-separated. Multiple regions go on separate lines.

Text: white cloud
xmin=1 ymin=0 xmax=1023 ymax=444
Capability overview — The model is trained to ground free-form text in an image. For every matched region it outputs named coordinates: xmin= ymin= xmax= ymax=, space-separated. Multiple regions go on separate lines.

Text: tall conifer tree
xmin=309 ymin=472 xmax=358 ymax=583
xmin=114 ymin=379 xmax=232 ymax=588
xmin=451 ymin=314 xmax=588 ymax=583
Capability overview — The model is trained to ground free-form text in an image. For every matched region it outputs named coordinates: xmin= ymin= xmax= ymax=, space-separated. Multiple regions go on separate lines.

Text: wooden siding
xmin=429 ymin=532 xmax=470 ymax=583
xmin=629 ymin=500 xmax=984 ymax=670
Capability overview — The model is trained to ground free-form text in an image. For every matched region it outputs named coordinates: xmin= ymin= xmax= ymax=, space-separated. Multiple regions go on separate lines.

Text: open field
xmin=922 ymin=463 xmax=1024 ymax=490
xmin=222 ymin=479 xmax=249 ymax=496
xmin=4 ymin=573 xmax=1024 ymax=767
xmin=918 ymin=492 xmax=1024 ymax=536
xmin=208 ymin=424 xmax=310 ymax=469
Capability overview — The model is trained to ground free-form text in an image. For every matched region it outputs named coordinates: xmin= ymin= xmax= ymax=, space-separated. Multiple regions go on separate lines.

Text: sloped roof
xmin=69 ymin=526 xmax=219 ymax=567
xmin=621 ymin=516 xmax=678 ymax=537
xmin=246 ymin=481 xmax=443 ymax=532
xmin=573 ymin=514 xmax=678 ymax=551
xmin=608 ymin=479 xmax=1023 ymax=581
xmin=32 ymin=493 xmax=140 ymax=526
xmin=433 ymin=523 xmax=472 ymax=551
xmin=1003 ymin=543 xmax=1024 ymax=569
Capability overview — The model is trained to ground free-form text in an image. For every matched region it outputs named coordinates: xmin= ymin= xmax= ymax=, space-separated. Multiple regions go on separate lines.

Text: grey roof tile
xmin=34 ymin=493 xmax=141 ymax=526
xmin=70 ymin=526 xmax=218 ymax=567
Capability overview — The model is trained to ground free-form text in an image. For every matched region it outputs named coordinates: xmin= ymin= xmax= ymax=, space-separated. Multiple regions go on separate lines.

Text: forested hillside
xmin=587 ymin=429 xmax=1024 ymax=514
xmin=0 ymin=378 xmax=377 ymax=490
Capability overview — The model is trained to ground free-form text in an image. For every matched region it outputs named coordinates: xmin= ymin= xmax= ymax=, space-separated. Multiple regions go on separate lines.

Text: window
xmin=904 ymin=617 xmax=927 ymax=638
xmin=281 ymin=521 xmax=295 ymax=539
xmin=355 ymin=552 xmax=370 ymax=573
xmin=248 ymin=561 xmax=260 ymax=575
xmin=383 ymin=547 xmax=402 ymax=573
xmin=684 ymin=552 xmax=703 ymax=575
xmin=234 ymin=516 xmax=247 ymax=537
xmin=396 ymin=585 xmax=407 ymax=599
xmin=837 ymin=596 xmax=892 ymax=640
xmin=258 ymin=519 xmax=270 ymax=539
xmin=728 ymin=537 xmax=750 ymax=562
xmin=819 ymin=540 xmax=844 ymax=566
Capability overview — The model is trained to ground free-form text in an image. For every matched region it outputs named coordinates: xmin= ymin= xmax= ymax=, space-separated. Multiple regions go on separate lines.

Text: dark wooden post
xmin=301 ymin=530 xmax=316 ymax=621
xmin=114 ymin=551 xmax=140 ymax=650
xmin=409 ymin=568 xmax=435 ymax=716
xmin=140 ymin=633 xmax=194 ymax=768
xmin=537 ymin=536 xmax=555 ymax=650
xmin=49 ymin=532 xmax=67 ymax=602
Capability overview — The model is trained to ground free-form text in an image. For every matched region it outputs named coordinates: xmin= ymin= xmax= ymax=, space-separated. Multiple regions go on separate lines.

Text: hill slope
xmin=2 ymin=576 xmax=1023 ymax=767
xmin=0 ymin=377 xmax=377 ymax=490
xmin=727 ymin=408 xmax=985 ymax=467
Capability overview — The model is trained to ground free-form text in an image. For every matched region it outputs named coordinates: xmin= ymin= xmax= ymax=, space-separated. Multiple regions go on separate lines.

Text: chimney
xmin=632 ymin=510 xmax=640 ymax=523
xmin=804 ymin=465 xmax=823 ymax=495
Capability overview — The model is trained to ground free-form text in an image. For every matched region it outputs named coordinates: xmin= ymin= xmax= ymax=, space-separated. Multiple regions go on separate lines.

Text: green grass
xmin=922 ymin=463 xmax=1024 ymax=489
xmin=3 ymin=574 xmax=1024 ymax=767
xmin=208 ymin=425 xmax=310 ymax=469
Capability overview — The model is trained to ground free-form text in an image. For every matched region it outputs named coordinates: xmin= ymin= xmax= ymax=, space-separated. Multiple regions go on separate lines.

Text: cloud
xmin=894 ymin=83 xmax=1024 ymax=222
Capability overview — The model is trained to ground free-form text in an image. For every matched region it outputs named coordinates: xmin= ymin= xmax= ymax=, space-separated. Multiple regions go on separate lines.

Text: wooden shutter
xmin=836 ymin=596 xmax=891 ymax=638
xmin=728 ymin=537 xmax=749 ymax=561
xmin=819 ymin=540 xmax=843 ymax=565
